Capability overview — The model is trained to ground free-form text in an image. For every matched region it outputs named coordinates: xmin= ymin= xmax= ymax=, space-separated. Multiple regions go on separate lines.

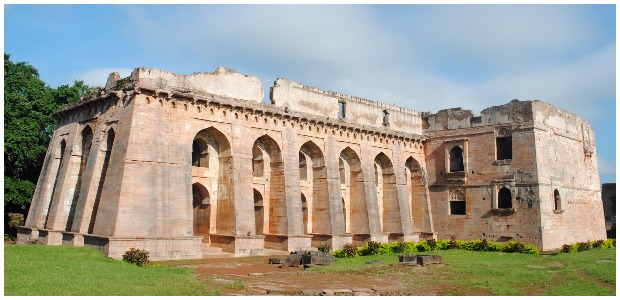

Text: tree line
xmin=4 ymin=54 xmax=96 ymax=235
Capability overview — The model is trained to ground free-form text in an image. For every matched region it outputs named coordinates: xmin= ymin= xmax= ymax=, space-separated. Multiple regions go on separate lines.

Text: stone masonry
xmin=18 ymin=67 xmax=607 ymax=260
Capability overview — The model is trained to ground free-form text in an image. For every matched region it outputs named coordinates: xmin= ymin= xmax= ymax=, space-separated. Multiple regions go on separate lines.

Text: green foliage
xmin=317 ymin=243 xmax=331 ymax=253
xmin=561 ymin=244 xmax=572 ymax=253
xmin=340 ymin=243 xmax=358 ymax=258
xmin=601 ymin=239 xmax=615 ymax=249
xmin=4 ymin=54 xmax=96 ymax=218
xmin=392 ymin=241 xmax=408 ymax=253
xmin=122 ymin=248 xmax=150 ymax=267
xmin=359 ymin=241 xmax=380 ymax=256
xmin=332 ymin=249 xmax=347 ymax=258
xmin=505 ymin=241 xmax=526 ymax=253
xmin=576 ymin=242 xmax=592 ymax=252
xmin=521 ymin=243 xmax=540 ymax=255
xmin=426 ymin=239 xmax=437 ymax=250
xmin=448 ymin=236 xmax=462 ymax=249
xmin=487 ymin=241 xmax=506 ymax=252
xmin=591 ymin=240 xmax=605 ymax=248
xmin=436 ymin=239 xmax=450 ymax=250
xmin=377 ymin=242 xmax=392 ymax=255
xmin=415 ymin=240 xmax=432 ymax=252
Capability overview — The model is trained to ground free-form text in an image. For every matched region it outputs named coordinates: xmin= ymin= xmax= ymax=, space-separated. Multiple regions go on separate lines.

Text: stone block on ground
xmin=268 ymin=257 xmax=282 ymax=264
xmin=417 ymin=255 xmax=442 ymax=265
xmin=399 ymin=254 xmax=417 ymax=262
xmin=301 ymin=251 xmax=336 ymax=265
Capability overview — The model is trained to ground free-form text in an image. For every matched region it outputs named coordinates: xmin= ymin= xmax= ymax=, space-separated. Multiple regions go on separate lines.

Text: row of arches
xmin=41 ymin=124 xmax=115 ymax=235
xmin=190 ymin=126 xmax=428 ymax=246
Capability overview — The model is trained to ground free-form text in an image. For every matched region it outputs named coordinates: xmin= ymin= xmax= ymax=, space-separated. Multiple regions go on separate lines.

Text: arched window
xmin=449 ymin=146 xmax=464 ymax=172
xmin=498 ymin=187 xmax=512 ymax=209
xmin=554 ymin=189 xmax=561 ymax=211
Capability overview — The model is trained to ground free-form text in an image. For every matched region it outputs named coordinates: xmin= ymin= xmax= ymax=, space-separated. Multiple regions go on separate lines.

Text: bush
xmin=392 ymin=241 xmax=408 ymax=253
xmin=448 ymin=236 xmax=461 ymax=249
xmin=592 ymin=239 xmax=605 ymax=248
xmin=359 ymin=241 xmax=381 ymax=256
xmin=377 ymin=243 xmax=392 ymax=255
xmin=601 ymin=239 xmax=615 ymax=249
xmin=436 ymin=239 xmax=450 ymax=250
xmin=415 ymin=240 xmax=431 ymax=252
xmin=342 ymin=243 xmax=358 ymax=258
xmin=460 ymin=240 xmax=478 ymax=251
xmin=561 ymin=244 xmax=572 ymax=253
xmin=486 ymin=241 xmax=505 ymax=252
xmin=426 ymin=239 xmax=437 ymax=250
xmin=476 ymin=239 xmax=489 ymax=251
xmin=522 ymin=244 xmax=540 ymax=255
xmin=576 ymin=242 xmax=592 ymax=252
xmin=122 ymin=248 xmax=150 ymax=267
xmin=317 ymin=243 xmax=331 ymax=253
xmin=505 ymin=241 xmax=525 ymax=253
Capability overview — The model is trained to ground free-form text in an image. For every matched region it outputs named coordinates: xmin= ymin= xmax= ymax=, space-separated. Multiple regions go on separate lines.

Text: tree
xmin=4 ymin=54 xmax=93 ymax=228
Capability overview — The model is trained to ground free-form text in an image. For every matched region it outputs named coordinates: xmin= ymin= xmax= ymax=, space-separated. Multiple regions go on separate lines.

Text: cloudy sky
xmin=4 ymin=4 xmax=616 ymax=183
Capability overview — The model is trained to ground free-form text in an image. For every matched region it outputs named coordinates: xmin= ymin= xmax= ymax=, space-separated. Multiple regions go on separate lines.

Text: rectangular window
xmin=450 ymin=201 xmax=466 ymax=215
xmin=338 ymin=101 xmax=346 ymax=119
xmin=496 ymin=136 xmax=512 ymax=160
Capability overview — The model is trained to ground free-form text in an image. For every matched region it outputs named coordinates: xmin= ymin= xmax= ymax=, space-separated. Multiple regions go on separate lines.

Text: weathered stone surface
xmin=398 ymin=254 xmax=417 ymax=262
xmin=268 ymin=257 xmax=282 ymax=264
xmin=417 ymin=255 xmax=442 ymax=265
xmin=283 ymin=253 xmax=303 ymax=267
xmin=20 ymin=67 xmax=606 ymax=261
xmin=300 ymin=289 xmax=323 ymax=296
xmin=301 ymin=251 xmax=336 ymax=265
xmin=365 ymin=259 xmax=385 ymax=265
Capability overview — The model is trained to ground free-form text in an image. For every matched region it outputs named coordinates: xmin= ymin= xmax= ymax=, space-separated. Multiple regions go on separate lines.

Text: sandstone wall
xmin=531 ymin=101 xmax=606 ymax=248
xmin=270 ymin=78 xmax=423 ymax=135
xmin=424 ymin=101 xmax=542 ymax=247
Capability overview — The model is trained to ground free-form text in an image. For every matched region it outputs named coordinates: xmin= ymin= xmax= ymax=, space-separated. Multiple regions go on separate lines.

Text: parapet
xmin=105 ymin=66 xmax=264 ymax=103
xmin=423 ymin=100 xmax=535 ymax=131
xmin=270 ymin=78 xmax=423 ymax=135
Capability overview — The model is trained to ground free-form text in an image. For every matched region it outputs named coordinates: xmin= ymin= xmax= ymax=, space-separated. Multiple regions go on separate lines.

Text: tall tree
xmin=4 ymin=54 xmax=92 ymax=215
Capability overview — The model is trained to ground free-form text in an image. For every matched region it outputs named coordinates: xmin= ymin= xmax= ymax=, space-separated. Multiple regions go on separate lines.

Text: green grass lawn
xmin=5 ymin=244 xmax=615 ymax=296
xmin=309 ymin=248 xmax=616 ymax=296
xmin=4 ymin=244 xmax=217 ymax=296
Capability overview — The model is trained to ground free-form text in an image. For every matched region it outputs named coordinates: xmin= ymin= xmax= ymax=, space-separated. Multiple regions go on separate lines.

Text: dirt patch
xmin=574 ymin=269 xmax=616 ymax=292
xmin=179 ymin=256 xmax=492 ymax=296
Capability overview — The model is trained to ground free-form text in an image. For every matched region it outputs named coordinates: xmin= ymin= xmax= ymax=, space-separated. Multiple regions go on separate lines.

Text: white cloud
xmin=72 ymin=68 xmax=134 ymax=87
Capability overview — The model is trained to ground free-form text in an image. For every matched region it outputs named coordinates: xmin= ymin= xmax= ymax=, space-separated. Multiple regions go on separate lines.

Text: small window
xmin=498 ymin=187 xmax=512 ymax=209
xmin=496 ymin=128 xmax=512 ymax=160
xmin=382 ymin=110 xmax=389 ymax=126
xmin=450 ymin=190 xmax=466 ymax=215
xmin=449 ymin=146 xmax=464 ymax=172
xmin=338 ymin=101 xmax=346 ymax=119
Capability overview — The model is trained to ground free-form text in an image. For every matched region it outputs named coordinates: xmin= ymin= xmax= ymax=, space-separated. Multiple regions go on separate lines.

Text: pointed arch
xmin=449 ymin=146 xmax=464 ymax=172
xmin=299 ymin=141 xmax=329 ymax=234
xmin=252 ymin=134 xmax=286 ymax=235
xmin=65 ymin=125 xmax=94 ymax=231
xmin=405 ymin=156 xmax=430 ymax=230
xmin=192 ymin=182 xmax=211 ymax=239
xmin=88 ymin=128 xmax=115 ymax=234
xmin=339 ymin=147 xmax=368 ymax=235
xmin=191 ymin=126 xmax=234 ymax=235
xmin=375 ymin=152 xmax=401 ymax=234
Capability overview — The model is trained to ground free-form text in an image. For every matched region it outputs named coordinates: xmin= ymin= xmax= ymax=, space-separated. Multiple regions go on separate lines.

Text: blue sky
xmin=4 ymin=4 xmax=616 ymax=183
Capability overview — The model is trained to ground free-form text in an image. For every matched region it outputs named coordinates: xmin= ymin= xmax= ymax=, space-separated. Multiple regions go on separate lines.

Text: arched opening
xmin=449 ymin=146 xmax=464 ymax=172
xmin=66 ymin=126 xmax=93 ymax=231
xmin=300 ymin=141 xmax=329 ymax=234
xmin=339 ymin=147 xmax=367 ymax=235
xmin=192 ymin=139 xmax=209 ymax=168
xmin=554 ymin=189 xmax=561 ymax=211
xmin=375 ymin=152 xmax=401 ymax=234
xmin=405 ymin=157 xmax=428 ymax=231
xmin=44 ymin=139 xmax=66 ymax=229
xmin=88 ymin=128 xmax=115 ymax=234
xmin=299 ymin=152 xmax=308 ymax=180
xmin=252 ymin=135 xmax=286 ymax=235
xmin=191 ymin=127 xmax=233 ymax=235
xmin=193 ymin=183 xmax=211 ymax=240
xmin=498 ymin=187 xmax=512 ymax=209
xmin=254 ymin=189 xmax=264 ymax=236
xmin=301 ymin=193 xmax=308 ymax=234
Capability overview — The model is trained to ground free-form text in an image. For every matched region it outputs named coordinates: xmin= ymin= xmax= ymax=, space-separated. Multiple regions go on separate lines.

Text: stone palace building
xmin=18 ymin=67 xmax=607 ymax=260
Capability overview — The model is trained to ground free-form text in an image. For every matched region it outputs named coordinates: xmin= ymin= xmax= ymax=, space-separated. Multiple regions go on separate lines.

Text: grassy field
xmin=308 ymin=248 xmax=616 ymax=296
xmin=4 ymin=244 xmax=217 ymax=296
xmin=4 ymin=244 xmax=616 ymax=296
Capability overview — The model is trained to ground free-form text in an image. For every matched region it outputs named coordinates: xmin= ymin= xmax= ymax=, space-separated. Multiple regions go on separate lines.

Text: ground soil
xmin=165 ymin=255 xmax=488 ymax=296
